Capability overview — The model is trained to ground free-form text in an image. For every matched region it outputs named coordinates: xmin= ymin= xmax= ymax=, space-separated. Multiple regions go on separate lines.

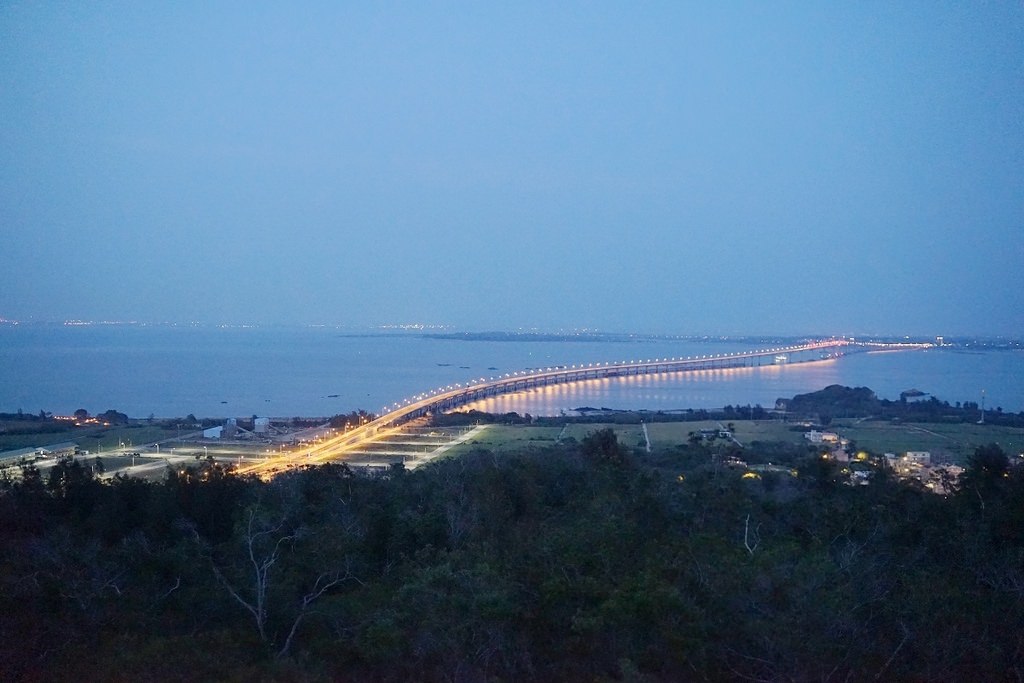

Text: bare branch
xmin=875 ymin=622 xmax=910 ymax=680
xmin=158 ymin=577 xmax=181 ymax=601
xmin=209 ymin=557 xmax=263 ymax=631
xmin=278 ymin=568 xmax=361 ymax=658
xmin=182 ymin=514 xmax=268 ymax=641
xmin=744 ymin=514 xmax=761 ymax=556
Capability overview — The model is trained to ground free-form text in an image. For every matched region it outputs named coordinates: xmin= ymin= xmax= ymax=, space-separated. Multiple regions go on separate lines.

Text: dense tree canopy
xmin=0 ymin=439 xmax=1022 ymax=681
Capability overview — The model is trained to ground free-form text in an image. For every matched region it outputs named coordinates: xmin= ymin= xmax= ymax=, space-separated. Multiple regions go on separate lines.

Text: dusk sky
xmin=2 ymin=3 xmax=1021 ymax=336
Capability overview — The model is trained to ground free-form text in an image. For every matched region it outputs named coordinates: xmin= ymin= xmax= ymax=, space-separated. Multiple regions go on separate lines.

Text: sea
xmin=1 ymin=326 xmax=1021 ymax=419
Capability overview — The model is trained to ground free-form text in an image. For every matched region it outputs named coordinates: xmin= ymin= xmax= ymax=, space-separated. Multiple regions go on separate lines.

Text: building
xmin=35 ymin=441 xmax=80 ymax=458
xmin=900 ymin=389 xmax=929 ymax=403
xmin=203 ymin=426 xmax=223 ymax=439
xmin=254 ymin=417 xmax=270 ymax=434
xmin=905 ymin=451 xmax=931 ymax=465
xmin=0 ymin=446 xmax=42 ymax=463
xmin=805 ymin=430 xmax=840 ymax=445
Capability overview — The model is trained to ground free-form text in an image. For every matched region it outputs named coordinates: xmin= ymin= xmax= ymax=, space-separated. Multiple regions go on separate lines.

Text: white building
xmin=805 ymin=430 xmax=840 ymax=445
xmin=905 ymin=451 xmax=931 ymax=465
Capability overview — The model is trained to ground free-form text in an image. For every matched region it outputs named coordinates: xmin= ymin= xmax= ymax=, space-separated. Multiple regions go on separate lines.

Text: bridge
xmin=239 ymin=338 xmax=878 ymax=477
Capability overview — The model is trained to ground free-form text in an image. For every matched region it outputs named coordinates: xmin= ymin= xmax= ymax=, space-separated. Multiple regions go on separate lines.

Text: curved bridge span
xmin=381 ymin=339 xmax=852 ymax=424
xmin=241 ymin=339 xmax=860 ymax=475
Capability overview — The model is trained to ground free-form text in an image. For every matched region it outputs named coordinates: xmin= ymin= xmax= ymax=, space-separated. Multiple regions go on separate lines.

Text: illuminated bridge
xmin=240 ymin=338 xmax=886 ymax=476
xmin=378 ymin=339 xmax=853 ymax=421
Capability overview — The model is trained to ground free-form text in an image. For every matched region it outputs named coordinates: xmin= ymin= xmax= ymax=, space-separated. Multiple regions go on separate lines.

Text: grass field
xmin=0 ymin=423 xmax=179 ymax=454
xmin=646 ymin=421 xmax=807 ymax=448
xmin=76 ymin=426 xmax=182 ymax=454
xmin=830 ymin=419 xmax=1024 ymax=463
xmin=450 ymin=425 xmax=563 ymax=454
xmin=443 ymin=419 xmax=1024 ymax=465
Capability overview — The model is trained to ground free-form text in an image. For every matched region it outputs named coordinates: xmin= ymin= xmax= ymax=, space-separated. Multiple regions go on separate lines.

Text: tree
xmin=958 ymin=443 xmax=1009 ymax=510
xmin=186 ymin=492 xmax=360 ymax=658
xmin=967 ymin=443 xmax=1009 ymax=479
xmin=98 ymin=409 xmax=129 ymax=425
xmin=581 ymin=427 xmax=626 ymax=465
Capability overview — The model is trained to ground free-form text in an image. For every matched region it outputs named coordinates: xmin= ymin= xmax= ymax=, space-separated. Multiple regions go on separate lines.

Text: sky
xmin=1 ymin=2 xmax=1021 ymax=337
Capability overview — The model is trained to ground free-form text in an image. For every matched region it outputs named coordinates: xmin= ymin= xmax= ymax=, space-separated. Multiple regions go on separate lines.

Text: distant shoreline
xmin=5 ymin=323 xmax=1019 ymax=349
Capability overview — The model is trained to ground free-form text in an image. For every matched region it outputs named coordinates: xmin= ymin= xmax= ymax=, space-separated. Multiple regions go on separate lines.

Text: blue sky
xmin=2 ymin=2 xmax=1021 ymax=336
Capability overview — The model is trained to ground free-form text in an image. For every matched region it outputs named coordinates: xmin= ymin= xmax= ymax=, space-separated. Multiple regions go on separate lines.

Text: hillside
xmin=1 ymin=432 xmax=1022 ymax=681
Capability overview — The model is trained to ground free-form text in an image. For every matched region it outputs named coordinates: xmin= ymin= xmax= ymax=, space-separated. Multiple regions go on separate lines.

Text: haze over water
xmin=1 ymin=326 xmax=1020 ymax=419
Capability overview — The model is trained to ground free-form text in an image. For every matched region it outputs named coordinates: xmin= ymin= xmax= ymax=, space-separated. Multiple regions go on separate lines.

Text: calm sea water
xmin=1 ymin=326 xmax=1021 ymax=418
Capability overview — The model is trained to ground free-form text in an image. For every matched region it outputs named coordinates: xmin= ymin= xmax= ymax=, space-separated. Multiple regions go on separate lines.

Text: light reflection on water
xmin=461 ymin=360 xmax=846 ymax=416
xmin=461 ymin=349 xmax=1024 ymax=416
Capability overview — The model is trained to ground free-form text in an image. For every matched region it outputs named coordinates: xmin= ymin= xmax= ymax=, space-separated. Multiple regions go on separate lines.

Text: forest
xmin=1 ymin=430 xmax=1021 ymax=681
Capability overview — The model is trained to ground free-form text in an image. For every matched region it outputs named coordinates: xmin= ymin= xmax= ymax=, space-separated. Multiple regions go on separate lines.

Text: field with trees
xmin=1 ymin=426 xmax=1022 ymax=681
